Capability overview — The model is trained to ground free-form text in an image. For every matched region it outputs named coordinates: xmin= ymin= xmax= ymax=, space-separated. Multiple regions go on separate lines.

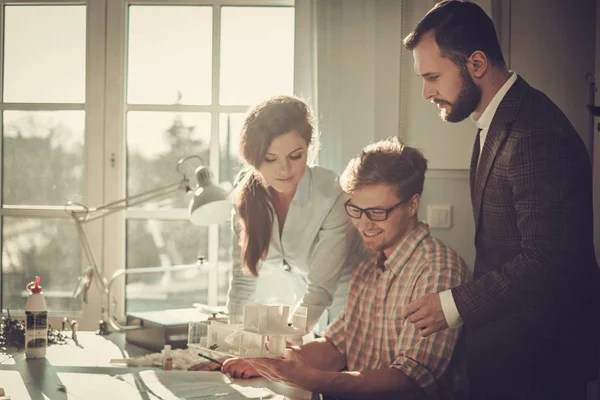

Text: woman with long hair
xmin=227 ymin=95 xmax=362 ymax=333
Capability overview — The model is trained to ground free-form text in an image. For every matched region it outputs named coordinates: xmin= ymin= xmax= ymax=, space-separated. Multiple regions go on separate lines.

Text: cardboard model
xmin=188 ymin=303 xmax=307 ymax=358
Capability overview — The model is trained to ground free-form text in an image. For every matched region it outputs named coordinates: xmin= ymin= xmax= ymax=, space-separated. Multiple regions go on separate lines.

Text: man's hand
xmin=222 ymin=358 xmax=261 ymax=379
xmin=188 ymin=358 xmax=226 ymax=371
xmin=404 ymin=293 xmax=448 ymax=337
xmin=188 ymin=357 xmax=261 ymax=379
xmin=245 ymin=348 xmax=315 ymax=389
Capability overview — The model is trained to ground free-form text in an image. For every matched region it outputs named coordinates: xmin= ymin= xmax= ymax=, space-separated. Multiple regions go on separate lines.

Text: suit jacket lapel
xmin=473 ymin=77 xmax=525 ymax=233
xmin=469 ymin=130 xmax=481 ymax=208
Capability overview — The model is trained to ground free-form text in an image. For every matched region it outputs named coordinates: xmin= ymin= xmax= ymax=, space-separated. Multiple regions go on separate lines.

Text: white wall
xmin=400 ymin=0 xmax=475 ymax=171
xmin=419 ymin=171 xmax=475 ymax=266
xmin=316 ymin=0 xmax=380 ymax=174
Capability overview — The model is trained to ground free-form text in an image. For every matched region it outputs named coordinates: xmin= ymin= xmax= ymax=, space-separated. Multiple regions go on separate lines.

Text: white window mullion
xmin=125 ymin=0 xmax=292 ymax=5
xmin=0 ymin=0 xmax=3 ymax=311
xmin=77 ymin=0 xmax=108 ymax=331
xmin=0 ymin=0 xmax=88 ymax=4
xmin=207 ymin=3 xmax=222 ymax=306
xmin=125 ymin=104 xmax=248 ymax=113
xmin=102 ymin=0 xmax=128 ymax=326
xmin=0 ymin=103 xmax=85 ymax=111
xmin=211 ymin=3 xmax=222 ymax=133
xmin=0 ymin=2 xmax=3 ymax=102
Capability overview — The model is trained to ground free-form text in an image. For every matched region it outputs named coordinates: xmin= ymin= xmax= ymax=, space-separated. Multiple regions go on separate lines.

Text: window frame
xmin=0 ymin=0 xmax=107 ymax=330
xmin=104 ymin=0 xmax=295 ymax=328
xmin=0 ymin=0 xmax=296 ymax=331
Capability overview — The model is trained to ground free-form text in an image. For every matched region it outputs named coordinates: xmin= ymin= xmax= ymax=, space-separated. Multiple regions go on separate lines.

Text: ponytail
xmin=234 ymin=170 xmax=273 ymax=276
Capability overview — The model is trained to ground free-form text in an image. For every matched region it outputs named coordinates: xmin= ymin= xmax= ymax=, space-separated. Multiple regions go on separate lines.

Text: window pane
xmin=2 ymin=217 xmax=81 ymax=313
xmin=126 ymin=220 xmax=209 ymax=313
xmin=127 ymin=6 xmax=213 ymax=105
xmin=127 ymin=112 xmax=211 ymax=209
xmin=217 ymin=114 xmax=245 ymax=305
xmin=3 ymin=111 xmax=85 ymax=206
xmin=219 ymin=113 xmax=245 ymax=185
xmin=220 ymin=7 xmax=294 ymax=105
xmin=3 ymin=5 xmax=86 ymax=103
xmin=217 ymin=222 xmax=233 ymax=306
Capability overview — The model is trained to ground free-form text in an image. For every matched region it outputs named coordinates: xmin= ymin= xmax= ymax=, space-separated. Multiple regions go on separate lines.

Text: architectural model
xmin=188 ymin=303 xmax=307 ymax=358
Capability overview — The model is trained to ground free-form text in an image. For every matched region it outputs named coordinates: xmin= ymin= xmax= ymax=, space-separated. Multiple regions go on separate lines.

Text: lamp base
xmin=124 ymin=308 xmax=210 ymax=352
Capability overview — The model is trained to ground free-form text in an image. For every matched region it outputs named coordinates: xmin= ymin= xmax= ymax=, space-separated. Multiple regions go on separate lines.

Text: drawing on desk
xmin=188 ymin=303 xmax=307 ymax=359
xmin=119 ymin=370 xmax=285 ymax=399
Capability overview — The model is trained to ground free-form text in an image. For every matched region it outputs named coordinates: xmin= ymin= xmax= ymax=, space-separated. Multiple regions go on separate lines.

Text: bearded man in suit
xmin=402 ymin=1 xmax=600 ymax=399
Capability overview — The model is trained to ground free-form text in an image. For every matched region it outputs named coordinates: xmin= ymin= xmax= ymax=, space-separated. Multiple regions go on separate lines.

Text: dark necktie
xmin=469 ymin=128 xmax=482 ymax=205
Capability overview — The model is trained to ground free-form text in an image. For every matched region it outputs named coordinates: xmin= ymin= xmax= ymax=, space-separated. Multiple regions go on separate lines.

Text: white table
xmin=0 ymin=332 xmax=317 ymax=400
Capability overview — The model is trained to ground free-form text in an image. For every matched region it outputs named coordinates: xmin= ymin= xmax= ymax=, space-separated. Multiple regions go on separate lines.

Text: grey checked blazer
xmin=451 ymin=77 xmax=600 ymax=399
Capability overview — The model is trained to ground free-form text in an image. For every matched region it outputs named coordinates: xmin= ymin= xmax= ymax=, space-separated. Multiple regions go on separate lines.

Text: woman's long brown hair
xmin=234 ymin=95 xmax=314 ymax=276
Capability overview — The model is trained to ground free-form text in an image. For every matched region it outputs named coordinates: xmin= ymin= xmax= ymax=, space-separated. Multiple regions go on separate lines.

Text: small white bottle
xmin=162 ymin=345 xmax=173 ymax=370
xmin=24 ymin=276 xmax=48 ymax=359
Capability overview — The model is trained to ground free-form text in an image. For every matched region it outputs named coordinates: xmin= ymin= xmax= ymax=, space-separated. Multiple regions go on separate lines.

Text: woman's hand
xmin=222 ymin=358 xmax=261 ymax=379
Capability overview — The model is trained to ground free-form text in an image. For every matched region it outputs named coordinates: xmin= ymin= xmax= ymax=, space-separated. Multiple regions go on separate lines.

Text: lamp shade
xmin=188 ymin=166 xmax=231 ymax=226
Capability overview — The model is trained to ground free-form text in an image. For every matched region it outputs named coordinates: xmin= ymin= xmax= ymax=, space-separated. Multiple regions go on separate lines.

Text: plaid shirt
xmin=323 ymin=222 xmax=471 ymax=390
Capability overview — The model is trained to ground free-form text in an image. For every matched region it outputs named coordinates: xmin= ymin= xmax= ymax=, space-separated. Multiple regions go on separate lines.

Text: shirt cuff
xmin=439 ymin=289 xmax=462 ymax=328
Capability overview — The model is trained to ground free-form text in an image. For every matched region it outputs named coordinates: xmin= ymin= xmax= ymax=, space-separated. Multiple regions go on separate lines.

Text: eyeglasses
xmin=344 ymin=198 xmax=409 ymax=222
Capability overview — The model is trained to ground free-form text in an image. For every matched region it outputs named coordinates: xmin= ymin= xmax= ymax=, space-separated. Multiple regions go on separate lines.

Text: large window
xmin=1 ymin=4 xmax=88 ymax=315
xmin=0 ymin=0 xmax=295 ymax=329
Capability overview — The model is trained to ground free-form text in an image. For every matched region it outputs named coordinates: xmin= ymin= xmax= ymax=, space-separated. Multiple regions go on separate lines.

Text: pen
xmin=197 ymin=352 xmax=223 ymax=365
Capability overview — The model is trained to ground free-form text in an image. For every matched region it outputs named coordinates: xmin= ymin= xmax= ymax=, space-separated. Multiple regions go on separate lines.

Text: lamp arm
xmin=71 ymin=180 xmax=190 ymax=223
xmin=73 ymin=217 xmax=109 ymax=294
xmin=70 ymin=154 xmax=203 ymax=223
xmin=105 ymin=258 xmax=216 ymax=331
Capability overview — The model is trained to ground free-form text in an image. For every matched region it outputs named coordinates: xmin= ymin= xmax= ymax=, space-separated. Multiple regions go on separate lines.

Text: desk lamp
xmin=66 ymin=155 xmax=231 ymax=334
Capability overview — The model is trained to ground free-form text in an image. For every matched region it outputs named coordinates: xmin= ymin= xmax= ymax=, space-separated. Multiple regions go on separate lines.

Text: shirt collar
xmin=383 ymin=222 xmax=430 ymax=275
xmin=473 ymin=72 xmax=518 ymax=130
xmin=292 ymin=166 xmax=311 ymax=206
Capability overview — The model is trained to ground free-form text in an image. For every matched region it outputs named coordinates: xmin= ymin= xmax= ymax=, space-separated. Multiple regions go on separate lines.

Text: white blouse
xmin=227 ymin=165 xmax=364 ymax=329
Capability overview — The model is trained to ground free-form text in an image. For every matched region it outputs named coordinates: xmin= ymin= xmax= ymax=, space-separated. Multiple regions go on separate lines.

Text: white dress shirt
xmin=440 ymin=72 xmax=518 ymax=328
xmin=228 ymin=165 xmax=364 ymax=330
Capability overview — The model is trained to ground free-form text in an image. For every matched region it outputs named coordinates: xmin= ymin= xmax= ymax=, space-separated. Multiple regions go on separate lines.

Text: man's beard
xmin=363 ymin=240 xmax=386 ymax=254
xmin=440 ymin=67 xmax=482 ymax=123
xmin=361 ymin=225 xmax=409 ymax=255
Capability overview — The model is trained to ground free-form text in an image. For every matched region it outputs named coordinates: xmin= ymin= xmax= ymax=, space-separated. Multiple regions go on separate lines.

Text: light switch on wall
xmin=426 ymin=205 xmax=452 ymax=228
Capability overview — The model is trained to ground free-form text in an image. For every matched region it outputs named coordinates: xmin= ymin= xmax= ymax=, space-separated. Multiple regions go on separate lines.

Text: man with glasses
xmin=244 ymin=137 xmax=471 ymax=399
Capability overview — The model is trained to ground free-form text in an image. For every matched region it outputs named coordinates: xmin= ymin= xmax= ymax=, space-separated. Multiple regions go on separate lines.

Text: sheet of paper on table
xmin=117 ymin=370 xmax=286 ymax=400
xmin=57 ymin=372 xmax=155 ymax=400
xmin=50 ymin=370 xmax=287 ymax=400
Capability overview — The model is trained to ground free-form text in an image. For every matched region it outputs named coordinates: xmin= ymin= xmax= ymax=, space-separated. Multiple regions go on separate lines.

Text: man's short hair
xmin=340 ymin=137 xmax=428 ymax=201
xmin=403 ymin=0 xmax=505 ymax=68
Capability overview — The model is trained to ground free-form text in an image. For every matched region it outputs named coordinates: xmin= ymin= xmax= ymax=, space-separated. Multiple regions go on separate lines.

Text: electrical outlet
xmin=426 ymin=205 xmax=452 ymax=228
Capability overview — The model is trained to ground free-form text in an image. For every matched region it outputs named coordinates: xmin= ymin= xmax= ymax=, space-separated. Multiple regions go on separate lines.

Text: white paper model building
xmin=188 ymin=303 xmax=307 ymax=358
